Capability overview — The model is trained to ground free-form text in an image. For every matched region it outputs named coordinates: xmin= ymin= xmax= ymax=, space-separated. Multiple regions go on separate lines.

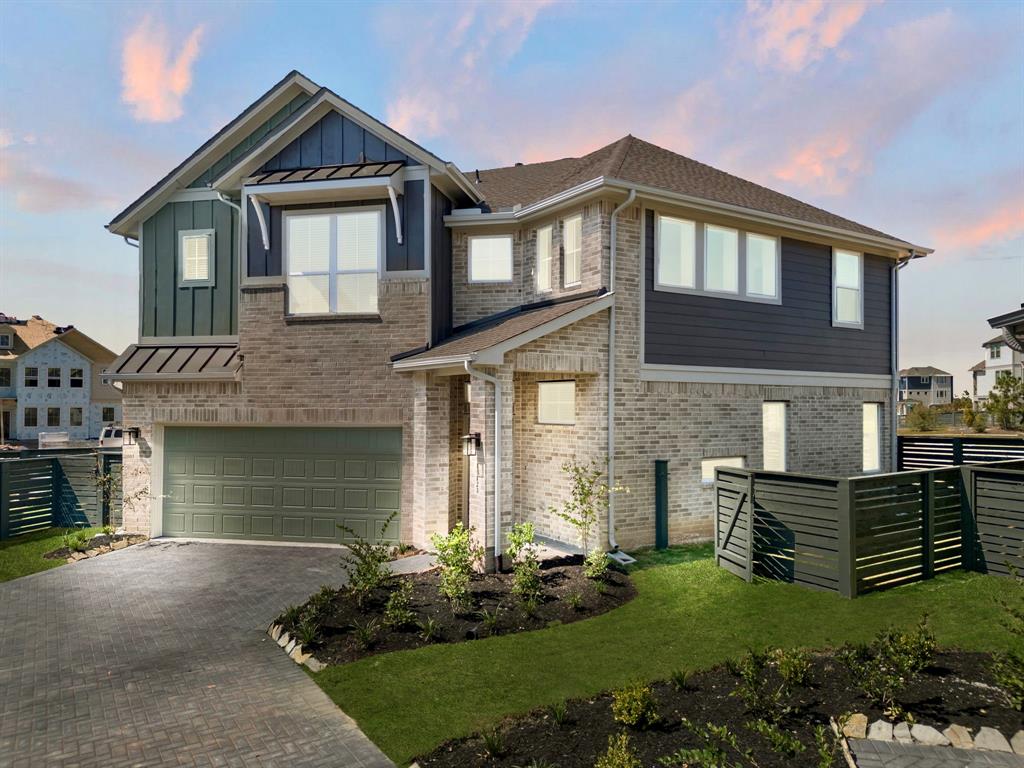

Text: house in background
xmin=972 ymin=331 xmax=1024 ymax=403
xmin=104 ymin=71 xmax=931 ymax=565
xmin=0 ymin=314 xmax=123 ymax=442
xmin=897 ymin=366 xmax=953 ymax=416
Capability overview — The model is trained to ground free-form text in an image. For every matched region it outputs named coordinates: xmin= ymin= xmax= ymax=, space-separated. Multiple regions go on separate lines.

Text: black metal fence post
xmin=654 ymin=460 xmax=668 ymax=550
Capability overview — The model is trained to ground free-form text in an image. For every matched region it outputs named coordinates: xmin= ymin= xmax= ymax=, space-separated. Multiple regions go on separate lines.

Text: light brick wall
xmin=451 ymin=203 xmax=607 ymax=327
xmin=121 ymin=278 xmax=430 ymax=539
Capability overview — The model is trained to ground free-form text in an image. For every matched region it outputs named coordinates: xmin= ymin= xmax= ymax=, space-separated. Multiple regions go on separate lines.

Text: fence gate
xmin=715 ymin=468 xmax=753 ymax=581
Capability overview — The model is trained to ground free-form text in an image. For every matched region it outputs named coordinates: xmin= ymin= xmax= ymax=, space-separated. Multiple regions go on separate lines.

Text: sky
xmin=0 ymin=0 xmax=1021 ymax=392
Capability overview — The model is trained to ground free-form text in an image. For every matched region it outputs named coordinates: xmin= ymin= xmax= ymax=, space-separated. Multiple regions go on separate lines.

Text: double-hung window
xmin=537 ymin=380 xmax=576 ymax=425
xmin=562 ymin=214 xmax=582 ymax=287
xmin=536 ymin=226 xmax=552 ymax=292
xmin=24 ymin=367 xmax=38 ymax=387
xmin=991 ymin=346 xmax=1002 ymax=360
xmin=47 ymin=407 xmax=60 ymax=427
xmin=24 ymin=407 xmax=37 ymax=427
xmin=762 ymin=402 xmax=787 ymax=472
xmin=70 ymin=368 xmax=84 ymax=388
xmin=862 ymin=403 xmax=882 ymax=473
xmin=286 ymin=209 xmax=381 ymax=315
xmin=469 ymin=235 xmax=513 ymax=283
xmin=47 ymin=367 xmax=61 ymax=388
xmin=179 ymin=229 xmax=215 ymax=286
xmin=833 ymin=249 xmax=863 ymax=328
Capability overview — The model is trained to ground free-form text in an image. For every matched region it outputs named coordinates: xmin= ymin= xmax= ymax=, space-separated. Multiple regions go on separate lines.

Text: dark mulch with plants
xmin=43 ymin=532 xmax=148 ymax=559
xmin=290 ymin=557 xmax=635 ymax=666
xmin=416 ymin=650 xmax=1023 ymax=768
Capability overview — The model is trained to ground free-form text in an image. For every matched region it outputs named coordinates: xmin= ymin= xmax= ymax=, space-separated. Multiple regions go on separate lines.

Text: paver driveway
xmin=0 ymin=540 xmax=396 ymax=768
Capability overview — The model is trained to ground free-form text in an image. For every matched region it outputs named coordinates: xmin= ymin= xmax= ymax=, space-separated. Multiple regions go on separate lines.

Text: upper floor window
xmin=70 ymin=368 xmax=84 ymax=388
xmin=24 ymin=367 xmax=38 ymax=387
xmin=0 ymin=333 xmax=11 ymax=349
xmin=562 ymin=214 xmax=582 ymax=287
xmin=991 ymin=345 xmax=1002 ymax=360
xmin=654 ymin=213 xmax=779 ymax=303
xmin=179 ymin=229 xmax=215 ymax=286
xmin=656 ymin=214 xmax=696 ymax=289
xmin=832 ymin=249 xmax=863 ymax=328
xmin=285 ymin=208 xmax=381 ymax=315
xmin=468 ymin=235 xmax=513 ymax=283
xmin=0 ymin=368 xmax=9 ymax=387
xmin=536 ymin=226 xmax=552 ymax=293
xmin=48 ymin=367 xmax=61 ymax=388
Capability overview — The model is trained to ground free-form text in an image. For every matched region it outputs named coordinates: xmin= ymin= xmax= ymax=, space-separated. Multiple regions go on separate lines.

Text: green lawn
xmin=315 ymin=548 xmax=1022 ymax=766
xmin=0 ymin=527 xmax=101 ymax=583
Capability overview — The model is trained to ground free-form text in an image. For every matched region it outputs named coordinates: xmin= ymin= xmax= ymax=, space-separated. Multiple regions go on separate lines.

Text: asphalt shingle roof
xmin=899 ymin=366 xmax=952 ymax=377
xmin=475 ymin=135 xmax=907 ymax=243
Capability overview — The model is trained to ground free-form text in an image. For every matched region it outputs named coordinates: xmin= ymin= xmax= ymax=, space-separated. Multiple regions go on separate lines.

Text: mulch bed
xmin=292 ymin=557 xmax=635 ymax=666
xmin=416 ymin=650 xmax=1022 ymax=767
xmin=44 ymin=533 xmax=148 ymax=560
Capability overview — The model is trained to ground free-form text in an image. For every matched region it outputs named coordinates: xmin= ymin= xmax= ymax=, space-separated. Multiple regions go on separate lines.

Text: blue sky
xmin=0 ymin=0 xmax=1021 ymax=391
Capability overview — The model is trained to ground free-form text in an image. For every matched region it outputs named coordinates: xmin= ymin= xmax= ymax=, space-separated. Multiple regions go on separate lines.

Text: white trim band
xmin=640 ymin=364 xmax=892 ymax=389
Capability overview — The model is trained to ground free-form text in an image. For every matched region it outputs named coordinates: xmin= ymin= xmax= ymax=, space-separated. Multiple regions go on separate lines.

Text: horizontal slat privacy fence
xmin=715 ymin=459 xmax=1024 ymax=597
xmin=0 ymin=451 xmax=122 ymax=540
xmin=898 ymin=435 xmax=1024 ymax=470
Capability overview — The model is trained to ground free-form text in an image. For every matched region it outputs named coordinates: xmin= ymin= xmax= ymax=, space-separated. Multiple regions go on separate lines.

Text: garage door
xmin=162 ymin=426 xmax=401 ymax=542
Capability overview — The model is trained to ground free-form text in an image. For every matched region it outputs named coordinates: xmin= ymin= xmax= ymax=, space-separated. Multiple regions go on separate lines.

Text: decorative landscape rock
xmin=944 ymin=724 xmax=974 ymax=749
xmin=911 ymin=724 xmax=950 ymax=746
xmin=867 ymin=720 xmax=893 ymax=741
xmin=284 ymin=639 xmax=296 ymax=654
xmin=894 ymin=722 xmax=914 ymax=743
xmin=277 ymin=632 xmax=290 ymax=649
xmin=304 ymin=656 xmax=325 ymax=673
xmin=1012 ymin=730 xmax=1024 ymax=755
xmin=843 ymin=713 xmax=868 ymax=739
xmin=52 ymin=533 xmax=148 ymax=564
xmin=974 ymin=726 xmax=1012 ymax=752
xmin=269 ymin=624 xmax=282 ymax=641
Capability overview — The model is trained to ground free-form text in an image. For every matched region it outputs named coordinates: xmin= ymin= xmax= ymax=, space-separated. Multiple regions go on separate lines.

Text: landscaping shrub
xmin=670 ymin=668 xmax=690 ymax=691
xmin=774 ymin=647 xmax=812 ymax=688
xmin=659 ymin=720 xmax=747 ymax=767
xmin=418 ymin=616 xmax=442 ymax=643
xmin=481 ymin=729 xmax=507 ymax=758
xmin=294 ymin=616 xmax=321 ymax=646
xmin=611 ymin=682 xmax=660 ymax=729
xmin=567 ymin=591 xmax=585 ymax=611
xmin=986 ymin=372 xmax=1024 ymax=430
xmin=972 ymin=411 xmax=989 ymax=433
xmin=279 ymin=604 xmax=303 ymax=630
xmin=430 ymin=522 xmax=483 ymax=614
xmin=584 ymin=548 xmax=610 ymax=580
xmin=551 ymin=458 xmax=627 ymax=555
xmin=731 ymin=649 xmax=791 ymax=723
xmin=838 ymin=618 xmax=936 ymax=719
xmin=990 ymin=564 xmax=1024 ymax=710
xmin=476 ymin=606 xmax=500 ymax=636
xmin=507 ymin=522 xmax=542 ymax=605
xmin=350 ymin=617 xmax=380 ymax=650
xmin=746 ymin=718 xmax=805 ymax=758
xmin=338 ymin=511 xmax=397 ymax=608
xmin=382 ymin=579 xmax=416 ymax=630
xmin=905 ymin=402 xmax=938 ymax=432
xmin=594 ymin=732 xmax=641 ymax=768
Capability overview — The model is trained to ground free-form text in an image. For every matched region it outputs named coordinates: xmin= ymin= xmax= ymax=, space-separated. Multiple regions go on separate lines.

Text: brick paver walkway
xmin=852 ymin=739 xmax=1024 ymax=767
xmin=0 ymin=540 xmax=396 ymax=768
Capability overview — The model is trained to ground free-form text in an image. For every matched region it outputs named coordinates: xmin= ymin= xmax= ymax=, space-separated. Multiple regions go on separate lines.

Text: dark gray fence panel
xmin=1 ymin=458 xmax=56 ymax=537
xmin=715 ymin=468 xmax=752 ymax=580
xmin=53 ymin=455 xmax=101 ymax=528
xmin=971 ymin=466 xmax=1024 ymax=577
xmin=899 ymin=436 xmax=1024 ymax=470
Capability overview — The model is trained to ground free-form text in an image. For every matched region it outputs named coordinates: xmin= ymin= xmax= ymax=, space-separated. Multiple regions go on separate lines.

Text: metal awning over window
xmin=105 ymin=343 xmax=242 ymax=382
xmin=245 ymin=160 xmax=404 ymax=187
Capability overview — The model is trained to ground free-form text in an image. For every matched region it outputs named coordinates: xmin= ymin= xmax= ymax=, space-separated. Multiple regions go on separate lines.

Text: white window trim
xmin=762 ymin=401 xmax=787 ymax=472
xmin=47 ymin=367 xmax=61 ymax=388
xmin=46 ymin=407 xmax=61 ymax=427
xmin=283 ymin=205 xmax=384 ymax=316
xmin=701 ymin=456 xmax=746 ymax=486
xmin=467 ymin=234 xmax=514 ymax=284
xmin=562 ymin=214 xmax=583 ymax=288
xmin=703 ymin=223 xmax=740 ymax=296
xmin=24 ymin=367 xmax=38 ymax=387
xmin=70 ymin=368 xmax=84 ymax=388
xmin=535 ymin=225 xmax=553 ymax=293
xmin=0 ymin=333 xmax=11 ymax=349
xmin=832 ymin=248 xmax=864 ymax=329
xmin=178 ymin=228 xmax=216 ymax=287
xmin=653 ymin=214 xmax=781 ymax=305
xmin=537 ymin=379 xmax=576 ymax=425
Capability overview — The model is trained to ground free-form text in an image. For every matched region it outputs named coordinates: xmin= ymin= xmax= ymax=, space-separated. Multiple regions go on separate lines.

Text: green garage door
xmin=162 ymin=426 xmax=401 ymax=542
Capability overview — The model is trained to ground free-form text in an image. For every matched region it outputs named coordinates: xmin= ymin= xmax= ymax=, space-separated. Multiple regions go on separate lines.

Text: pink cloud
xmin=742 ymin=0 xmax=877 ymax=72
xmin=121 ymin=16 xmax=204 ymax=123
xmin=936 ymin=199 xmax=1024 ymax=251
xmin=772 ymin=132 xmax=866 ymax=194
xmin=0 ymin=152 xmax=112 ymax=213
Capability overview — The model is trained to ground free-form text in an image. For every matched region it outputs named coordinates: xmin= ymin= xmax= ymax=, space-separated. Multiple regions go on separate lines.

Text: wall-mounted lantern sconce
xmin=462 ymin=432 xmax=481 ymax=457
xmin=123 ymin=426 xmax=141 ymax=446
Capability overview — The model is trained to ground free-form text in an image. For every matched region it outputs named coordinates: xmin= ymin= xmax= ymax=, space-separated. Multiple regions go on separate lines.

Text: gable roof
xmin=476 ymin=135 xmax=918 ymax=247
xmin=971 ymin=360 xmax=987 ymax=373
xmin=899 ymin=366 xmax=951 ymax=377
xmin=393 ymin=291 xmax=612 ymax=370
xmin=0 ymin=315 xmax=117 ymax=365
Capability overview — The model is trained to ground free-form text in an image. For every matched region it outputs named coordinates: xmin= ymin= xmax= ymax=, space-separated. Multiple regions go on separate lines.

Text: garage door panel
xmin=162 ymin=427 xmax=401 ymax=543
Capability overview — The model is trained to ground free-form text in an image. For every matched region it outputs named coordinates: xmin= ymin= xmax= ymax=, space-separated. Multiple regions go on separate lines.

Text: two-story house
xmin=897 ymin=366 xmax=953 ymax=415
xmin=105 ymin=71 xmax=931 ymax=566
xmin=0 ymin=314 xmax=123 ymax=443
xmin=972 ymin=328 xmax=1024 ymax=403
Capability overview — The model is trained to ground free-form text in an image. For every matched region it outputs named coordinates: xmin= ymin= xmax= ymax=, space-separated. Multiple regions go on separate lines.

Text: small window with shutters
xmin=762 ymin=402 xmax=787 ymax=471
xmin=179 ymin=229 xmax=215 ymax=287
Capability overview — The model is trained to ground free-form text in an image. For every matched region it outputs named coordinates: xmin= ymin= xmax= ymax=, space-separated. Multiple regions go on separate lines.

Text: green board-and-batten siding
xmin=140 ymin=199 xmax=238 ymax=338
xmin=161 ymin=426 xmax=402 ymax=543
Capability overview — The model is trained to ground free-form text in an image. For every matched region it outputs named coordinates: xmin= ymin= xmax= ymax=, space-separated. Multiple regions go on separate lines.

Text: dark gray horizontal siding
xmin=190 ymin=93 xmax=311 ymax=188
xmin=247 ymin=181 xmax=425 ymax=277
xmin=644 ymin=209 xmax=892 ymax=374
xmin=141 ymin=200 xmax=237 ymax=338
xmin=260 ymin=112 xmax=409 ymax=171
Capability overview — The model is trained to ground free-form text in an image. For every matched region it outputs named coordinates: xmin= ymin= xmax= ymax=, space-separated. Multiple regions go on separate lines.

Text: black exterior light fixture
xmin=123 ymin=426 xmax=141 ymax=446
xmin=462 ymin=432 xmax=481 ymax=457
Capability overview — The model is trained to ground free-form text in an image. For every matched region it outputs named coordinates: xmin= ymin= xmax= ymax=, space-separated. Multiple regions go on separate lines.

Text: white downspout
xmin=216 ymin=192 xmax=241 ymax=215
xmin=892 ymin=254 xmax=912 ymax=470
xmin=464 ymin=361 xmax=503 ymax=570
xmin=607 ymin=188 xmax=636 ymax=551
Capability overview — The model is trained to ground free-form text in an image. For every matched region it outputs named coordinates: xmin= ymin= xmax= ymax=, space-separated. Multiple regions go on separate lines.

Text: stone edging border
xmin=841 ymin=712 xmax=1024 ymax=755
xmin=63 ymin=535 xmax=149 ymax=564
xmin=267 ymin=622 xmax=326 ymax=672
